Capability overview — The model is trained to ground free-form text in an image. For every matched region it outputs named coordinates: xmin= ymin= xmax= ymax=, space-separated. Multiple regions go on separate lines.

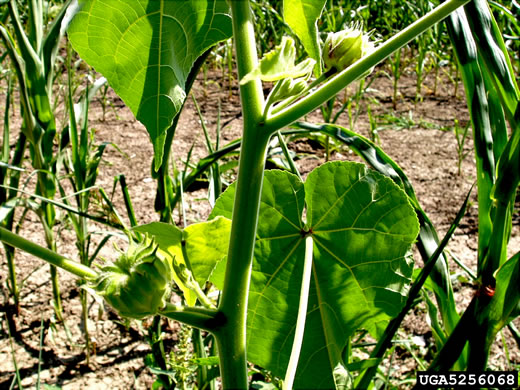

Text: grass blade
xmin=41 ymin=0 xmax=72 ymax=90
xmin=114 ymin=175 xmax=138 ymax=228
xmin=4 ymin=313 xmax=23 ymax=390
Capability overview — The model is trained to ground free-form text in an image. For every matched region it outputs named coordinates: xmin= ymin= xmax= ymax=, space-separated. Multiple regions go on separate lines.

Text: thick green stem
xmin=215 ymin=1 xmax=266 ymax=389
xmin=216 ymin=125 xmax=270 ymax=389
xmin=159 ymin=303 xmax=220 ymax=332
xmin=0 ymin=226 xmax=98 ymax=280
xmin=264 ymin=0 xmax=471 ymax=132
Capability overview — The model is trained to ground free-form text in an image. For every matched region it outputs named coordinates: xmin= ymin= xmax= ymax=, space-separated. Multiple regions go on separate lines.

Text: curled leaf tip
xmin=240 ymin=36 xmax=316 ymax=85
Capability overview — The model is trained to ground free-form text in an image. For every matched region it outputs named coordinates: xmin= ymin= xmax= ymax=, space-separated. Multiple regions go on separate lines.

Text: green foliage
xmin=211 ymin=162 xmax=419 ymax=388
xmin=241 ymin=36 xmax=315 ymax=84
xmin=68 ymin=0 xmax=233 ymax=170
xmin=134 ymin=217 xmax=231 ymax=306
xmin=2 ymin=0 xmax=519 ymax=388
xmin=491 ymin=253 xmax=520 ymax=331
xmin=283 ymin=0 xmax=326 ymax=69
xmin=0 ymin=0 xmax=76 ymax=319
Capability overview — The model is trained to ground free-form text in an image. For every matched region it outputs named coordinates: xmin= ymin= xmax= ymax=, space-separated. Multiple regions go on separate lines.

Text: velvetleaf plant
xmin=3 ymin=0 xmax=514 ymax=388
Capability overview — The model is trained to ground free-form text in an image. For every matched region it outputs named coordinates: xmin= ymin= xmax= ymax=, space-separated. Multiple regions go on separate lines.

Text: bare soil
xmin=1 ymin=64 xmax=519 ymax=389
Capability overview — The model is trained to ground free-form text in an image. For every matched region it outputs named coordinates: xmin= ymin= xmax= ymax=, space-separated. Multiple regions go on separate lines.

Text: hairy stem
xmin=214 ymin=1 xmax=267 ymax=389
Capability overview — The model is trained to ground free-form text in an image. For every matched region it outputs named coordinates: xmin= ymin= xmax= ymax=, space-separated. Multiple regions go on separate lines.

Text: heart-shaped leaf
xmin=211 ymin=161 xmax=419 ymax=388
xmin=68 ymin=0 xmax=232 ymax=170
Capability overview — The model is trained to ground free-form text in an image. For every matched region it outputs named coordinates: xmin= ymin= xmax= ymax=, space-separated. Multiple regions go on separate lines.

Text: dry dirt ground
xmin=0 ymin=64 xmax=519 ymax=389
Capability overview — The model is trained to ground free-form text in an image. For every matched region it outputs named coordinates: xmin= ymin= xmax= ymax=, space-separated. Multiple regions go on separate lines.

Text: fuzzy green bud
xmin=323 ymin=26 xmax=374 ymax=73
xmin=93 ymin=237 xmax=172 ymax=319
xmin=274 ymin=76 xmax=308 ymax=102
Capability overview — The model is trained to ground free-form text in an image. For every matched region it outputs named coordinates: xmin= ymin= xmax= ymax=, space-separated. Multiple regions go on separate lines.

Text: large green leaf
xmin=283 ymin=0 xmax=326 ymax=70
xmin=68 ymin=0 xmax=232 ymax=170
xmin=211 ymin=162 xmax=419 ymax=388
xmin=294 ymin=122 xmax=461 ymax=336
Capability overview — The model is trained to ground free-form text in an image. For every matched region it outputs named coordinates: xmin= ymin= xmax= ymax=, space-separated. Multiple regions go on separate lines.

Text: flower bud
xmin=323 ymin=26 xmax=374 ymax=73
xmin=275 ymin=76 xmax=308 ymax=102
xmin=92 ymin=237 xmax=172 ymax=319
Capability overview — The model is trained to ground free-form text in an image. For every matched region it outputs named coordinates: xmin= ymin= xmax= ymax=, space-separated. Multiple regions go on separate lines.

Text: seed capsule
xmin=92 ymin=236 xmax=172 ymax=319
xmin=323 ymin=26 xmax=374 ymax=74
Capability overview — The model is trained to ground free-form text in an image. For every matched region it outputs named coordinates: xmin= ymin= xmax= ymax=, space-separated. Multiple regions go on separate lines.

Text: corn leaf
xmin=446 ymin=8 xmax=495 ymax=264
xmin=464 ymin=0 xmax=520 ymax=123
xmin=489 ymin=252 xmax=520 ymax=330
xmin=68 ymin=0 xmax=232 ymax=170
xmin=7 ymin=0 xmax=56 ymax=163
xmin=42 ymin=0 xmax=73 ymax=90
xmin=211 ymin=162 xmax=419 ymax=388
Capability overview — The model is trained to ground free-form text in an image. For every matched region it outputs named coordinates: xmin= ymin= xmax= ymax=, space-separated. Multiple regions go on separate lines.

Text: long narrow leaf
xmin=41 ymin=0 xmax=73 ymax=90
xmin=115 ymin=175 xmax=138 ymax=228
xmin=483 ymin=71 xmax=508 ymax=160
xmin=171 ymin=139 xmax=241 ymax=208
xmin=8 ymin=0 xmax=56 ymax=157
xmin=0 ymin=184 xmax=124 ymax=229
xmin=28 ymin=0 xmax=44 ymax=54
xmin=464 ymin=0 xmax=520 ymax=123
xmin=446 ymin=8 xmax=495 ymax=267
xmin=0 ymin=26 xmax=38 ymax=142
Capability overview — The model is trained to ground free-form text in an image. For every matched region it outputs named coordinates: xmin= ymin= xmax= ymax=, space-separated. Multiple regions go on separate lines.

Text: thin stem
xmin=80 ymin=289 xmax=91 ymax=363
xmin=264 ymin=0 xmax=471 ymax=133
xmin=0 ymin=226 xmax=98 ymax=280
xmin=5 ymin=247 xmax=19 ymax=307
